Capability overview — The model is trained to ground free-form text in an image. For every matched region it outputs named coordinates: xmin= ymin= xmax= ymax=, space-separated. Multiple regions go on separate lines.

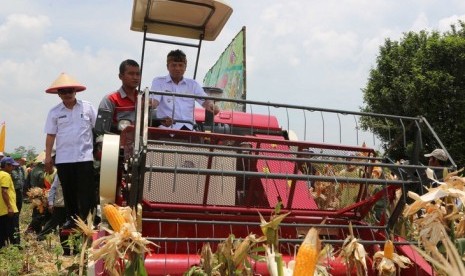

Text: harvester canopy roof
xmin=131 ymin=0 xmax=233 ymax=41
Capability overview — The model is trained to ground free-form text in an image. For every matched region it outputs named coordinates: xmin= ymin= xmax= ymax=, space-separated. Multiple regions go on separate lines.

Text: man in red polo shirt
xmin=99 ymin=59 xmax=141 ymax=132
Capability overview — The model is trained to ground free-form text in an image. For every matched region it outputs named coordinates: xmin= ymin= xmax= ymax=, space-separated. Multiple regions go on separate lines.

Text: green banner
xmin=203 ymin=27 xmax=246 ymax=111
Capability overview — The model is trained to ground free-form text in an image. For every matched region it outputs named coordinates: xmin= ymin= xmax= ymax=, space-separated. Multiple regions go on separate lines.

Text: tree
xmin=361 ymin=21 xmax=465 ymax=166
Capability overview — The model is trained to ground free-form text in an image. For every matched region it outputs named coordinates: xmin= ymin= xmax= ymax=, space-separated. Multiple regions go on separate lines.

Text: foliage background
xmin=361 ymin=21 xmax=465 ymax=166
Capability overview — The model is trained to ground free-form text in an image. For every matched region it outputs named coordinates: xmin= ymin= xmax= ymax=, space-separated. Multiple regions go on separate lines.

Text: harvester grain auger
xmin=93 ymin=1 xmax=456 ymax=275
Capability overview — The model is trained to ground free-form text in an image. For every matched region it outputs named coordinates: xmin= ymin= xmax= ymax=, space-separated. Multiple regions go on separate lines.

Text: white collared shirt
xmin=44 ymin=100 xmax=96 ymax=164
xmin=150 ymin=75 xmax=206 ymax=130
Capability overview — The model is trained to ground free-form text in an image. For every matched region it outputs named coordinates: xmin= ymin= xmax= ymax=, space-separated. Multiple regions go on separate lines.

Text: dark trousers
xmin=37 ymin=207 xmax=67 ymax=240
xmin=56 ymin=161 xmax=95 ymax=220
xmin=14 ymin=189 xmax=22 ymax=244
xmin=0 ymin=214 xmax=16 ymax=248
xmin=27 ymin=208 xmax=50 ymax=234
xmin=15 ymin=189 xmax=22 ymax=213
xmin=12 ymin=213 xmax=20 ymax=244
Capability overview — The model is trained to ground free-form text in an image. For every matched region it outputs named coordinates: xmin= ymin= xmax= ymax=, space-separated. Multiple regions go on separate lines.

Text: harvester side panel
xmin=253 ymin=134 xmax=318 ymax=210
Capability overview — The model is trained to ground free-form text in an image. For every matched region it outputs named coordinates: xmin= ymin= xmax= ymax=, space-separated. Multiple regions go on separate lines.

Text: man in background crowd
xmin=424 ymin=148 xmax=449 ymax=186
xmin=11 ymin=154 xmax=25 ymax=210
xmin=10 ymin=153 xmax=25 ymax=244
xmin=38 ymin=155 xmax=65 ymax=240
xmin=0 ymin=157 xmax=19 ymax=248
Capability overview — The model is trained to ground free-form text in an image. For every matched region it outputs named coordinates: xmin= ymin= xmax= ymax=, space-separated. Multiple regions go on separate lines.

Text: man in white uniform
xmin=150 ymin=49 xmax=219 ymax=130
xmin=44 ymin=73 xmax=97 ymax=228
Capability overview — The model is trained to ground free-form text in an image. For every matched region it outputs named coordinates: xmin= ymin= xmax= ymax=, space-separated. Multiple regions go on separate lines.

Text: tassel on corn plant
xmin=74 ymin=213 xmax=97 ymax=276
xmin=258 ymin=202 xmax=290 ymax=251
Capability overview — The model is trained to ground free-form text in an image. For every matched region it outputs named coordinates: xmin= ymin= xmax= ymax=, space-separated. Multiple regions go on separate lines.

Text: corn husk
xmin=186 ymin=233 xmax=265 ymax=275
xmin=259 ymin=210 xmax=290 ymax=251
xmin=413 ymin=223 xmax=465 ymax=276
xmin=403 ymin=169 xmax=465 ymax=248
xmin=372 ymin=239 xmax=412 ymax=276
xmin=26 ymin=187 xmax=48 ymax=214
xmin=89 ymin=205 xmax=157 ymax=275
xmin=74 ymin=213 xmax=96 ymax=276
xmin=338 ymin=222 xmax=368 ymax=276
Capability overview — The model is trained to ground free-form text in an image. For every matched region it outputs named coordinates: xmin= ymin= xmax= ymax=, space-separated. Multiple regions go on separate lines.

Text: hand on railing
xmin=203 ymin=100 xmax=220 ymax=115
xmin=160 ymin=116 xmax=173 ymax=127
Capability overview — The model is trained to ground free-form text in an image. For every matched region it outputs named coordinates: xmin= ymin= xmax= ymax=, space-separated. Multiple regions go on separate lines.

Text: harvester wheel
xmin=99 ymin=134 xmax=120 ymax=206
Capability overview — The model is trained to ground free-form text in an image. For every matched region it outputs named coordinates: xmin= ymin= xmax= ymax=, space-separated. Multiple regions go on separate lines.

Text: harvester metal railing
xmin=132 ymin=88 xmax=450 ymax=220
xmin=126 ymin=88 xmax=445 ymax=275
xmin=142 ymin=88 xmax=455 ymax=168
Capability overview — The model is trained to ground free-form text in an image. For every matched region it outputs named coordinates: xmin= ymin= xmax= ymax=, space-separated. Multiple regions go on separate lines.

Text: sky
xmin=1 ymin=0 xmax=465 ymax=153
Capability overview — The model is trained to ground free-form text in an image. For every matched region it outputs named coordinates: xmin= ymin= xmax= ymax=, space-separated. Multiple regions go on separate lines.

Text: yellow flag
xmin=0 ymin=122 xmax=5 ymax=152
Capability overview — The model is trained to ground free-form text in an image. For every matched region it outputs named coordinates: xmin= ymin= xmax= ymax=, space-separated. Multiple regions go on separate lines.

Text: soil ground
xmin=0 ymin=203 xmax=78 ymax=275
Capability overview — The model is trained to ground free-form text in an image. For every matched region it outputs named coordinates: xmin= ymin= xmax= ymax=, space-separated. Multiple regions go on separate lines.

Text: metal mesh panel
xmin=207 ymin=149 xmax=237 ymax=205
xmin=144 ymin=144 xmax=208 ymax=204
xmin=143 ymin=145 xmax=237 ymax=205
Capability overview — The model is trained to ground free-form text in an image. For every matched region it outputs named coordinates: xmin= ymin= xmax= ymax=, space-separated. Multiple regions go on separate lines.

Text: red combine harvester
xmin=94 ymin=0 xmax=456 ymax=275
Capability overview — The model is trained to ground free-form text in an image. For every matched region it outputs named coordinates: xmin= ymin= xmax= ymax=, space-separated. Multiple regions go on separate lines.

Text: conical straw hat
xmin=34 ymin=151 xmax=46 ymax=163
xmin=45 ymin=72 xmax=86 ymax=94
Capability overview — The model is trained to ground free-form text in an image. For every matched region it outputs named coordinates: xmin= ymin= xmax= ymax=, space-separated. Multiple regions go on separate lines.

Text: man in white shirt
xmin=44 ymin=73 xmax=97 ymax=228
xmin=150 ymin=49 xmax=219 ymax=130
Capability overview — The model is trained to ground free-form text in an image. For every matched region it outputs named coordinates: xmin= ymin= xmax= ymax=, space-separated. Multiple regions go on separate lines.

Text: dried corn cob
xmin=293 ymin=227 xmax=321 ymax=276
xmin=384 ymin=240 xmax=394 ymax=260
xmin=103 ymin=204 xmax=125 ymax=232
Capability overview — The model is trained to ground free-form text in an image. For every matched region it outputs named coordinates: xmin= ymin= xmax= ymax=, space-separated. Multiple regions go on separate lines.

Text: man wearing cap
xmin=0 ymin=157 xmax=19 ymax=247
xmin=10 ymin=154 xmax=25 ymax=211
xmin=44 ymin=73 xmax=97 ymax=228
xmin=150 ymin=49 xmax=219 ymax=130
xmin=425 ymin=148 xmax=448 ymax=166
xmin=424 ymin=148 xmax=449 ymax=181
xmin=98 ymin=59 xmax=141 ymax=133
